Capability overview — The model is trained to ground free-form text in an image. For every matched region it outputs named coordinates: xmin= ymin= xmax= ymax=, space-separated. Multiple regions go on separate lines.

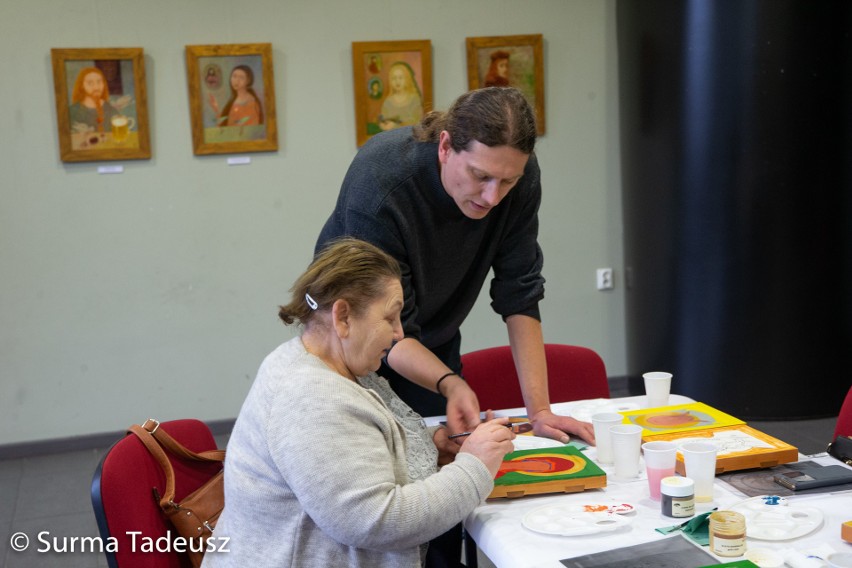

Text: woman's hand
xmin=458 ymin=414 xmax=515 ymax=478
xmin=432 ymin=427 xmax=459 ymax=466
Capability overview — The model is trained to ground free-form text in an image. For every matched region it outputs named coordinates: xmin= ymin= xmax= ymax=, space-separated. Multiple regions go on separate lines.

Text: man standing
xmin=317 ymin=87 xmax=593 ymax=445
xmin=317 ymin=85 xmax=594 ymax=568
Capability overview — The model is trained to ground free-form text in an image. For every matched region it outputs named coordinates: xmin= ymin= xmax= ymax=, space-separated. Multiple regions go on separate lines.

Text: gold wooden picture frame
xmin=185 ymin=43 xmax=278 ymax=156
xmin=51 ymin=47 xmax=151 ymax=163
xmin=466 ymin=34 xmax=545 ymax=135
xmin=352 ymin=40 xmax=432 ymax=147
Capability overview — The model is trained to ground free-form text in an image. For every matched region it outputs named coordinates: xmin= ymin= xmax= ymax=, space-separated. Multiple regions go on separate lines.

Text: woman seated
xmin=202 ymin=238 xmax=515 ymax=567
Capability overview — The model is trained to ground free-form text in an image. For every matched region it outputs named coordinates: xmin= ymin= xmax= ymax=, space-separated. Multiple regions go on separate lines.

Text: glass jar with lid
xmin=709 ymin=510 xmax=747 ymax=557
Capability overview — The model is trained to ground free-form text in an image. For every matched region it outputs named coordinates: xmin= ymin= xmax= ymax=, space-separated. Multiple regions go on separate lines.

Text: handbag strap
xmin=141 ymin=419 xmax=225 ymax=463
xmin=128 ymin=423 xmax=179 ymax=510
xmin=128 ymin=420 xmax=225 ymax=511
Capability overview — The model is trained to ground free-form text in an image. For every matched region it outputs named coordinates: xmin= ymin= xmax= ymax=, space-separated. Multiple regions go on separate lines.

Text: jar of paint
xmin=660 ymin=476 xmax=694 ymax=518
xmin=709 ymin=510 xmax=747 ymax=557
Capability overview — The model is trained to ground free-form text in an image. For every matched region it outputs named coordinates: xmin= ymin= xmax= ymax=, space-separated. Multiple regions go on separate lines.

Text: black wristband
xmin=435 ymin=372 xmax=459 ymax=397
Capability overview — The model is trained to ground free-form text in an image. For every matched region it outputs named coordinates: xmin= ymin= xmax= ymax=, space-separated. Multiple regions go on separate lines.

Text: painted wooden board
xmin=645 ymin=424 xmax=798 ymax=474
xmin=620 ymin=401 xmax=745 ymax=437
xmin=489 ymin=446 xmax=606 ymax=499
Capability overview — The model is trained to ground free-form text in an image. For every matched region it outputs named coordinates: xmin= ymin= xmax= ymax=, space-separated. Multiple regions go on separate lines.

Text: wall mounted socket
xmin=596 ymin=268 xmax=614 ymax=290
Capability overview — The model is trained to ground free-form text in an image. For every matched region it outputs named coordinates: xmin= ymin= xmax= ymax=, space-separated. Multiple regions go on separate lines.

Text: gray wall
xmin=0 ymin=0 xmax=625 ymax=445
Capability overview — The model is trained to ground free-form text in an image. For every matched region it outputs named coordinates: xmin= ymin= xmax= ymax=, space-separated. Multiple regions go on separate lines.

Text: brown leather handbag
xmin=129 ymin=420 xmax=225 ymax=568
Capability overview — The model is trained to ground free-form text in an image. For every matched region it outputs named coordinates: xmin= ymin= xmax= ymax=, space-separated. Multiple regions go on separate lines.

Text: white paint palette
xmin=729 ymin=495 xmax=824 ymax=541
xmin=522 ymin=503 xmax=634 ymax=536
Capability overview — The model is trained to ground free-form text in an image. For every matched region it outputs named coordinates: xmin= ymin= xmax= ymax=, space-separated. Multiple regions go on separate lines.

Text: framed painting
xmin=466 ymin=34 xmax=545 ymax=135
xmin=352 ymin=40 xmax=432 ymax=147
xmin=185 ymin=43 xmax=278 ymax=156
xmin=51 ymin=47 xmax=151 ymax=162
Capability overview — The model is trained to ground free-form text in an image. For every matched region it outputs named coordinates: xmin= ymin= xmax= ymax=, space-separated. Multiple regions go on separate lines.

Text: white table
xmin=426 ymin=395 xmax=852 ymax=568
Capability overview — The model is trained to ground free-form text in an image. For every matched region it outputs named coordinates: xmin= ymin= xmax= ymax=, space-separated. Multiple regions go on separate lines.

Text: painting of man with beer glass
xmin=65 ymin=59 xmax=138 ymax=151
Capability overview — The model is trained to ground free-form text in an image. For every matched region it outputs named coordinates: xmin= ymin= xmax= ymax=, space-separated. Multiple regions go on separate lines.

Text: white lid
xmin=661 ymin=476 xmax=694 ymax=497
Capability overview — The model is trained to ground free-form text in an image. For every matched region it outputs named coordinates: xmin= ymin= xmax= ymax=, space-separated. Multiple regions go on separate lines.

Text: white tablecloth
xmin=426 ymin=395 xmax=852 ymax=568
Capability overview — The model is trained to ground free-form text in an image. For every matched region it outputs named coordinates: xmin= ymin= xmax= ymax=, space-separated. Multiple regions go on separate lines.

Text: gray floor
xmin=0 ymin=432 xmax=229 ymax=568
xmin=0 ymin=417 xmax=838 ymax=568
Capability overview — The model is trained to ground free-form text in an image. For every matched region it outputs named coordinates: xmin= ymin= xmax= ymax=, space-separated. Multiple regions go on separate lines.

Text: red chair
xmin=91 ymin=419 xmax=223 ymax=568
xmin=460 ymin=344 xmax=610 ymax=410
xmin=835 ymin=385 xmax=852 ymax=439
xmin=459 ymin=344 xmax=609 ymax=568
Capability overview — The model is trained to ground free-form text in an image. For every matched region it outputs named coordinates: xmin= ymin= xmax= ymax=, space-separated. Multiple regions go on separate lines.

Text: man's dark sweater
xmin=316 ymin=127 xmax=545 ymax=413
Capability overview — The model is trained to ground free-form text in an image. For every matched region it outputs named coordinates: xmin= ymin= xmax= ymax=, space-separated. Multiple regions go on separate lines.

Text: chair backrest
xmin=835 ymin=384 xmax=852 ymax=439
xmin=91 ymin=419 xmax=223 ymax=568
xmin=460 ymin=344 xmax=610 ymax=411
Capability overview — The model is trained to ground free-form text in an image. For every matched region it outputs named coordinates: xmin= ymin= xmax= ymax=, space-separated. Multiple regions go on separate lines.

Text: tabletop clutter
xmin=483 ymin=371 xmax=852 ymax=567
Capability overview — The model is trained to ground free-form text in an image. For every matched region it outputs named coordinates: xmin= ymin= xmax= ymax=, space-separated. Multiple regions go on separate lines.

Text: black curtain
xmin=617 ymin=0 xmax=852 ymax=419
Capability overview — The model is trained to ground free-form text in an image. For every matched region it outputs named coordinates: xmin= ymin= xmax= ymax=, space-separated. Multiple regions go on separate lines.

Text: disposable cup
xmin=591 ymin=412 xmax=624 ymax=465
xmin=609 ymin=424 xmax=643 ymax=480
xmin=643 ymin=371 xmax=672 ymax=408
xmin=641 ymin=441 xmax=678 ymax=500
xmin=680 ymin=441 xmax=718 ymax=502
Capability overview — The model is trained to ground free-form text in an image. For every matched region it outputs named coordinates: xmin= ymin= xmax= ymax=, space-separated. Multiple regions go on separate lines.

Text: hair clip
xmin=305 ymin=293 xmax=318 ymax=310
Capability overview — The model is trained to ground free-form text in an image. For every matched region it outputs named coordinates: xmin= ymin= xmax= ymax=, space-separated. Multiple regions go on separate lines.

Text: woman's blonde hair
xmin=388 ymin=61 xmax=421 ymax=97
xmin=278 ymin=238 xmax=401 ymax=326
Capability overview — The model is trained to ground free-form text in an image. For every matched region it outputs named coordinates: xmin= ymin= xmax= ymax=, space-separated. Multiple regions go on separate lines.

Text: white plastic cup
xmin=641 ymin=441 xmax=678 ymax=500
xmin=680 ymin=441 xmax=718 ymax=502
xmin=643 ymin=371 xmax=672 ymax=408
xmin=609 ymin=424 xmax=643 ymax=479
xmin=591 ymin=412 xmax=624 ymax=465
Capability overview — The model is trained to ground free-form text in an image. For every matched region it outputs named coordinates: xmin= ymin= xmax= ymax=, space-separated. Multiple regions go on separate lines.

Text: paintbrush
xmin=448 ymin=422 xmax=532 ymax=439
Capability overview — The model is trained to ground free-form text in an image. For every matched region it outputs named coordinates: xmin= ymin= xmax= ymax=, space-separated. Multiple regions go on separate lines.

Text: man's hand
xmin=529 ymin=408 xmax=595 ymax=445
xmin=441 ymin=375 xmax=482 ymax=436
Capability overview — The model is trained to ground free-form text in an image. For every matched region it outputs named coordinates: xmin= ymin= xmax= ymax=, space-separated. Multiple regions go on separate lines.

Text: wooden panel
xmin=644 ymin=425 xmax=798 ymax=475
xmin=489 ymin=446 xmax=607 ymax=499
